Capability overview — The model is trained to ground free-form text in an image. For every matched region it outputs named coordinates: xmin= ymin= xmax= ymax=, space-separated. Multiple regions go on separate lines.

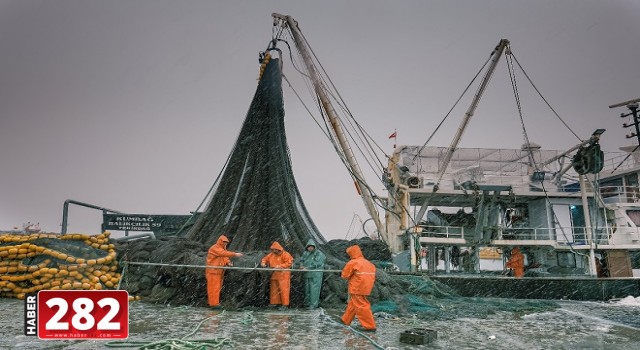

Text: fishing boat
xmin=263 ymin=16 xmax=640 ymax=300
xmin=384 ymin=137 xmax=640 ymax=300
xmin=374 ymin=45 xmax=640 ymax=299
xmin=381 ymin=99 xmax=640 ymax=300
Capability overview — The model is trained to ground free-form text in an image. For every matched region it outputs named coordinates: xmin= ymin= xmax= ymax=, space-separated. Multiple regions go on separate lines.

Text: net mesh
xmin=184 ymin=58 xmax=325 ymax=252
xmin=117 ymin=58 xmax=396 ymax=308
xmin=114 ymin=56 xmax=559 ymax=318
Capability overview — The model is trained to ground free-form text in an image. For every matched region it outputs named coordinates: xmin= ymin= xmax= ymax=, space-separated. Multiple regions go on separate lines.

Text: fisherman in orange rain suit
xmin=341 ymin=245 xmax=377 ymax=331
xmin=206 ymin=235 xmax=243 ymax=307
xmin=506 ymin=247 xmax=525 ymax=278
xmin=261 ymin=242 xmax=294 ymax=307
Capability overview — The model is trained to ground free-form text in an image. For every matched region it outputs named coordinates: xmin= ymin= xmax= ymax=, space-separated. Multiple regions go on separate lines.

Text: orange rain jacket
xmin=506 ymin=247 xmax=525 ymax=278
xmin=342 ymin=245 xmax=376 ymax=295
xmin=261 ymin=242 xmax=293 ymax=280
xmin=206 ymin=235 xmax=237 ymax=275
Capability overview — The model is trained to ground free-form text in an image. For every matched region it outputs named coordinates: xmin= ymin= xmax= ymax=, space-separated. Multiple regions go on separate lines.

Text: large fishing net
xmin=184 ymin=57 xmax=324 ymax=252
xmin=117 ymin=58 xmax=376 ymax=308
xmin=113 ymin=57 xmax=558 ymax=317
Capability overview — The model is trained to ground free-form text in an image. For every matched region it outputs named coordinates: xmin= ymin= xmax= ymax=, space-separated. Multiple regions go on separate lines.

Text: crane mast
xmin=272 ymin=13 xmax=388 ymax=245
xmin=414 ymin=39 xmax=510 ymax=224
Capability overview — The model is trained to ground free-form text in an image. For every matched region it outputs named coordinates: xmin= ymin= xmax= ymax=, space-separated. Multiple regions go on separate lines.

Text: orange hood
xmin=346 ymin=245 xmax=364 ymax=259
xmin=270 ymin=241 xmax=284 ymax=251
xmin=216 ymin=235 xmax=230 ymax=245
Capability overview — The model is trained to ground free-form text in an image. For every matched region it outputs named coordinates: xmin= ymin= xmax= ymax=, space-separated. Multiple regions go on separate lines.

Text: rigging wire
xmin=344 ymin=214 xmax=359 ymax=240
xmin=278 ymin=27 xmax=398 ymax=219
xmin=510 ymin=53 xmax=582 ymax=142
xmin=505 ymin=49 xmax=587 ymax=256
xmin=285 ymin=46 xmax=409 ymax=233
xmin=290 ymin=27 xmax=387 ymax=175
xmin=412 ymin=54 xmax=494 ymax=176
xmin=331 ymin=95 xmax=386 ymax=173
xmin=283 ymin=72 xmax=402 ymax=225
xmin=506 ymin=49 xmax=536 ymax=168
xmin=610 ymin=144 xmax=640 ymax=173
xmin=175 ymin=143 xmax=236 ymax=236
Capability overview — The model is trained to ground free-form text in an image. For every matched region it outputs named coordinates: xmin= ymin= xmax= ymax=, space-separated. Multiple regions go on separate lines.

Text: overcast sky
xmin=1 ymin=1 xmax=639 ymax=240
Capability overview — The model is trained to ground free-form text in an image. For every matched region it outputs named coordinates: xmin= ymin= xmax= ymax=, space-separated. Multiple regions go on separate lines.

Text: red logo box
xmin=37 ymin=290 xmax=129 ymax=339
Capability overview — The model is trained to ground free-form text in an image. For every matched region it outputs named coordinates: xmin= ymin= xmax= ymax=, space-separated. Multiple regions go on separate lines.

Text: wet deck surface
xmin=3 ymin=297 xmax=640 ymax=349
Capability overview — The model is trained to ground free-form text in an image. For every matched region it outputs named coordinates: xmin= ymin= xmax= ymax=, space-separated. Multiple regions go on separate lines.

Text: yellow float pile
xmin=0 ymin=231 xmax=131 ymax=300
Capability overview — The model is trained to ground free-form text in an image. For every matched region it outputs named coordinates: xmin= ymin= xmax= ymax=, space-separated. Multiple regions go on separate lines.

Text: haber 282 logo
xmin=25 ymin=290 xmax=128 ymax=339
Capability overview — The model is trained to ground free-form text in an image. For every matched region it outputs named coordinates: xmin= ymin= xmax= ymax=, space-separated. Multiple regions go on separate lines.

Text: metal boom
xmin=414 ymin=39 xmax=510 ymax=224
xmin=272 ymin=13 xmax=388 ymax=243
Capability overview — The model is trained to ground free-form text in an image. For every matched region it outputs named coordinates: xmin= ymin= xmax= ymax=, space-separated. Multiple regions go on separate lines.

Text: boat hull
xmin=430 ymin=275 xmax=640 ymax=300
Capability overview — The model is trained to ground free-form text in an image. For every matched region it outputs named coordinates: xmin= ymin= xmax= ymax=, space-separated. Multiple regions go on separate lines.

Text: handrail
xmin=499 ymin=226 xmax=618 ymax=244
xmin=61 ymin=199 xmax=123 ymax=234
xmin=599 ymin=185 xmax=640 ymax=203
xmin=417 ymin=225 xmax=465 ymax=239
xmin=416 ymin=224 xmax=621 ymax=244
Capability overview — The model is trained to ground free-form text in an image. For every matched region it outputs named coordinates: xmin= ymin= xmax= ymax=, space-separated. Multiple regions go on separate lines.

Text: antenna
xmin=611 ymin=99 xmax=640 ymax=145
xmin=609 ymin=98 xmax=640 ymax=109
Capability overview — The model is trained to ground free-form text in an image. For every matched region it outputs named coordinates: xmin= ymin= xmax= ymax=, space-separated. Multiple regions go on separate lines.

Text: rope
xmin=413 ymin=53 xmax=493 ymax=163
xmin=318 ymin=308 xmax=386 ymax=350
xmin=240 ymin=310 xmax=255 ymax=325
xmin=511 ymin=53 xmax=582 ymax=141
xmin=106 ymin=311 xmax=232 ymax=349
xmin=124 ymin=261 xmax=343 ymax=273
xmin=505 ymin=51 xmax=586 ymax=257
xmin=289 ymin=26 xmax=387 ymax=174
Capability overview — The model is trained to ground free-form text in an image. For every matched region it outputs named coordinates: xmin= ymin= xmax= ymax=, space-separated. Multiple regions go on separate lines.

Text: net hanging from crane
xmin=185 ymin=58 xmax=326 ymax=252
xmin=114 ymin=48 xmax=557 ymax=317
xmin=117 ymin=56 xmax=394 ymax=308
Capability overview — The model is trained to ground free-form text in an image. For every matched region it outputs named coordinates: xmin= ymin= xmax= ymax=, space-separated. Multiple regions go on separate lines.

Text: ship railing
xmin=418 ymin=225 xmax=465 ymax=240
xmin=600 ymin=185 xmax=640 ymax=204
xmin=499 ymin=226 xmax=614 ymax=245
xmin=500 ymin=227 xmax=555 ymax=241
xmin=592 ymin=227 xmax=613 ymax=245
xmin=602 ymin=151 xmax=638 ymax=173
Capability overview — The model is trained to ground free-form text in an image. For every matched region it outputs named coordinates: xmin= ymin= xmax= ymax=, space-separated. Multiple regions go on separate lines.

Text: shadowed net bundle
xmin=117 ymin=58 xmax=395 ymax=308
xmin=185 ymin=58 xmax=325 ymax=252
xmin=114 ymin=56 xmax=560 ymax=318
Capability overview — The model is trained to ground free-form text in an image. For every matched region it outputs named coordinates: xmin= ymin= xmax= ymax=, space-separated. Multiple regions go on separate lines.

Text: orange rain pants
xmin=206 ymin=235 xmax=238 ymax=307
xmin=269 ymin=278 xmax=291 ymax=306
xmin=206 ymin=273 xmax=224 ymax=306
xmin=341 ymin=294 xmax=376 ymax=330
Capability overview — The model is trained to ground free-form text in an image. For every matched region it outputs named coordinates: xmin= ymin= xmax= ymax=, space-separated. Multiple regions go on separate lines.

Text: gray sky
xmin=1 ymin=1 xmax=639 ymax=240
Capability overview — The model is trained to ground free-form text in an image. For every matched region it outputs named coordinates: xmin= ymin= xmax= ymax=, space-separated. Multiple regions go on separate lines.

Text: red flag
xmin=388 ymin=131 xmax=397 ymax=139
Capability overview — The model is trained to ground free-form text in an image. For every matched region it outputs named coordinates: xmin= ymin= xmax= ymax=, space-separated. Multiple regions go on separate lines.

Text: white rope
xmin=124 ymin=261 xmax=343 ymax=273
xmin=318 ymin=308 xmax=387 ymax=350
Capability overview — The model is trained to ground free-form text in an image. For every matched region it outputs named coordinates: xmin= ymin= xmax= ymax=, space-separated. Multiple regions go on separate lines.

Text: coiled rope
xmin=106 ymin=311 xmax=232 ymax=349
xmin=318 ymin=308 xmax=386 ymax=350
xmin=116 ymin=262 xmax=390 ymax=348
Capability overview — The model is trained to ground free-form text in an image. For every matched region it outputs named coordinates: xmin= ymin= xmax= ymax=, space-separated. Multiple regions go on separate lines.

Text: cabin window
xmin=557 ymin=252 xmax=576 ymax=268
xmin=626 ymin=210 xmax=640 ymax=226
xmin=624 ymin=173 xmax=639 ymax=187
